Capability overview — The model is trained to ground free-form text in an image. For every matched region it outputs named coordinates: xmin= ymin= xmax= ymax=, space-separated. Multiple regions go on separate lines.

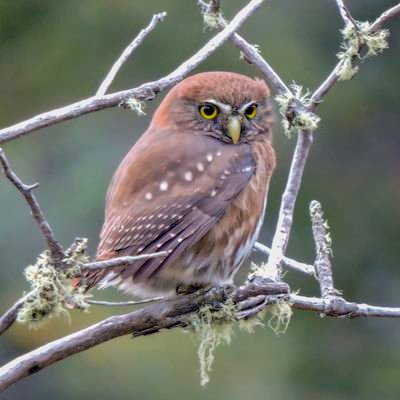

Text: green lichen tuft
xmin=267 ymin=299 xmax=293 ymax=336
xmin=190 ymin=299 xmax=236 ymax=386
xmin=124 ymin=97 xmax=146 ymax=116
xmin=337 ymin=21 xmax=389 ymax=81
xmin=275 ymin=84 xmax=321 ymax=137
xmin=238 ymin=310 xmax=266 ymax=334
xmin=17 ymin=238 xmax=91 ymax=328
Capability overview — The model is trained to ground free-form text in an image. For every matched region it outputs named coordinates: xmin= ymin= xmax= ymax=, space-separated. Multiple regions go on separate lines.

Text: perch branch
xmin=0 ymin=252 xmax=169 ymax=336
xmin=0 ymin=149 xmax=64 ymax=263
xmin=0 ymin=0 xmax=263 ymax=145
xmin=96 ymin=12 xmax=167 ymax=96
xmin=2 ymin=279 xmax=400 ymax=392
xmin=0 ymin=280 xmax=289 ymax=392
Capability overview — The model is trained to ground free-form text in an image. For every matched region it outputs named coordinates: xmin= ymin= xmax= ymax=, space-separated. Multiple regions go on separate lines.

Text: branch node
xmin=17 ymin=239 xmax=91 ymax=327
xmin=337 ymin=20 xmax=389 ymax=81
xmin=275 ymin=84 xmax=321 ymax=137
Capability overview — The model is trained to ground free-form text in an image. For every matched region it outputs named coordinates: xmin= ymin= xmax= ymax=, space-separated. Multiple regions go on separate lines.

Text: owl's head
xmin=152 ymin=71 xmax=273 ymax=144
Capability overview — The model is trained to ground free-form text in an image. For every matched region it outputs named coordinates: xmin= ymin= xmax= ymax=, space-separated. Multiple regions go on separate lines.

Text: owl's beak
xmin=226 ymin=115 xmax=242 ymax=144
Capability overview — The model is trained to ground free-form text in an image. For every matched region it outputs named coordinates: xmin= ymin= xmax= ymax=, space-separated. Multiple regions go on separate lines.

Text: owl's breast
xmin=187 ymin=137 xmax=276 ymax=281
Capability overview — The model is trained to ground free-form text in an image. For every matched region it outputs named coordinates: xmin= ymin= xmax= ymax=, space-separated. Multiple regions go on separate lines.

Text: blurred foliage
xmin=0 ymin=1 xmax=399 ymax=399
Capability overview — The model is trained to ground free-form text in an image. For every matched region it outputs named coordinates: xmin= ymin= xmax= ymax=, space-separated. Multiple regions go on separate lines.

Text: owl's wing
xmin=92 ymin=131 xmax=255 ymax=286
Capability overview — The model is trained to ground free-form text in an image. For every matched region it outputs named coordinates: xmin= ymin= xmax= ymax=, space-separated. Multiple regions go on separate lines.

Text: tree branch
xmin=96 ymin=12 xmax=167 ymax=96
xmin=0 ymin=149 xmax=64 ymax=263
xmin=253 ymin=241 xmax=315 ymax=276
xmin=0 ymin=280 xmax=289 ymax=392
xmin=309 ymin=201 xmax=337 ymax=298
xmin=0 ymin=0 xmax=264 ymax=145
xmin=2 ymin=279 xmax=400 ymax=392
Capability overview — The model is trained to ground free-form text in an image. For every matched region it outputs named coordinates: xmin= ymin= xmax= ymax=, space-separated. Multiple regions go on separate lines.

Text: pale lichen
xmin=337 ymin=21 xmax=389 ymax=81
xmin=310 ymin=200 xmax=333 ymax=258
xmin=124 ymin=97 xmax=146 ymax=116
xmin=275 ymin=84 xmax=321 ymax=137
xmin=267 ymin=299 xmax=293 ymax=336
xmin=190 ymin=299 xmax=236 ymax=386
xmin=17 ymin=238 xmax=91 ymax=328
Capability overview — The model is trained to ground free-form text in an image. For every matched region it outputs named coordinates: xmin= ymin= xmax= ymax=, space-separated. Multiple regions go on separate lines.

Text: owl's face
xmin=152 ymin=71 xmax=273 ymax=145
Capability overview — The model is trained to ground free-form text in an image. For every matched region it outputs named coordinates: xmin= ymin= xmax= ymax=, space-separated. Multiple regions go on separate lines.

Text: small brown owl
xmin=83 ymin=71 xmax=275 ymax=297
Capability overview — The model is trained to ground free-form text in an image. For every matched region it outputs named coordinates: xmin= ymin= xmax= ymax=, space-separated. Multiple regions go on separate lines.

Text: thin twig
xmin=0 ymin=149 xmax=64 ymax=263
xmin=197 ymin=0 xmax=291 ymax=95
xmin=87 ymin=297 xmax=163 ymax=307
xmin=253 ymin=242 xmax=315 ymax=276
xmin=83 ymin=252 xmax=168 ymax=270
xmin=96 ymin=12 xmax=167 ymax=96
xmin=310 ymin=2 xmax=400 ymax=109
xmin=0 ymin=0 xmax=264 ymax=145
xmin=335 ymin=0 xmax=358 ymax=28
xmin=309 ymin=201 xmax=337 ymax=298
xmin=0 ymin=291 xmax=34 ymax=336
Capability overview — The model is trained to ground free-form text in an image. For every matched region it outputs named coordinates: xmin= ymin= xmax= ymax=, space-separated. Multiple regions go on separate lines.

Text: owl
xmin=83 ymin=71 xmax=275 ymax=297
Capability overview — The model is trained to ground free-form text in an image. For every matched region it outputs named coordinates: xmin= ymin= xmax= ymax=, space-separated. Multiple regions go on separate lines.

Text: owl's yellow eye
xmin=199 ymin=104 xmax=219 ymax=120
xmin=244 ymin=103 xmax=257 ymax=119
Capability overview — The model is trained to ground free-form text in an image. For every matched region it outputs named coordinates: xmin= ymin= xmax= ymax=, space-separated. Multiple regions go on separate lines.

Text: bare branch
xmin=309 ymin=201 xmax=337 ymax=298
xmin=87 ymin=297 xmax=163 ymax=307
xmin=370 ymin=3 xmax=400 ymax=31
xmin=335 ymin=0 xmax=358 ymax=27
xmin=0 ymin=0 xmax=264 ymax=145
xmin=0 ymin=149 xmax=64 ymax=262
xmin=83 ymin=252 xmax=168 ymax=270
xmin=96 ymin=12 xmax=167 ymax=96
xmin=292 ymin=295 xmax=400 ymax=318
xmin=197 ymin=0 xmax=291 ymax=95
xmin=253 ymin=242 xmax=315 ymax=276
xmin=265 ymin=129 xmax=313 ymax=278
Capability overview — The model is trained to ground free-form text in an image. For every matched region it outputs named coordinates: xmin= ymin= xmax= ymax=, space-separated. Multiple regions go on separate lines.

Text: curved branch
xmin=0 ymin=0 xmax=264 ymax=145
xmin=0 ymin=149 xmax=64 ymax=262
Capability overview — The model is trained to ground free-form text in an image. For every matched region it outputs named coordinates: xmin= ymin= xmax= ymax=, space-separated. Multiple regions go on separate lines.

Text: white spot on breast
xmin=159 ymin=181 xmax=168 ymax=191
xmin=184 ymin=171 xmax=193 ymax=181
xmin=206 ymin=153 xmax=213 ymax=162
xmin=210 ymin=189 xmax=217 ymax=197
xmin=145 ymin=192 xmax=153 ymax=200
xmin=197 ymin=162 xmax=204 ymax=172
xmin=216 ymin=151 xmax=222 ymax=157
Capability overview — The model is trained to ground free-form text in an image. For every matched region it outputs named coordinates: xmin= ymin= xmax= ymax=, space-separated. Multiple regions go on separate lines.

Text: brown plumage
xmin=83 ymin=71 xmax=275 ymax=297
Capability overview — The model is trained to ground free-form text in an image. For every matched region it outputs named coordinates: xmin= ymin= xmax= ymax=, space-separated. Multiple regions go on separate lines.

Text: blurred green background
xmin=0 ymin=0 xmax=399 ymax=399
